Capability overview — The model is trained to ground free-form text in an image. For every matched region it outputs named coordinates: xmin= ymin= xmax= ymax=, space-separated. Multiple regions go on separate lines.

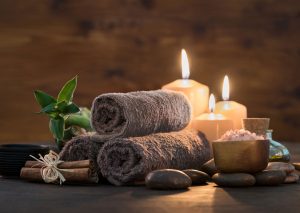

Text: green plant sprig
xmin=34 ymin=76 xmax=92 ymax=149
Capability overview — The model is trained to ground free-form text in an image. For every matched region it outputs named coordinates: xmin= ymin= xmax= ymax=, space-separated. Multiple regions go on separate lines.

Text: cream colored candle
xmin=162 ymin=49 xmax=209 ymax=117
xmin=192 ymin=94 xmax=234 ymax=143
xmin=215 ymin=75 xmax=247 ymax=129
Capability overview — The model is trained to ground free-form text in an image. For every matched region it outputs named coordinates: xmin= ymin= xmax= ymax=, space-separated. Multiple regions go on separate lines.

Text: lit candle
xmin=191 ymin=94 xmax=234 ymax=143
xmin=215 ymin=75 xmax=247 ymax=129
xmin=162 ymin=49 xmax=209 ymax=117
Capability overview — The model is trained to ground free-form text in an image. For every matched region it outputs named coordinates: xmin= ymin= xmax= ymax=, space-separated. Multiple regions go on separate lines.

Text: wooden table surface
xmin=0 ymin=142 xmax=299 ymax=213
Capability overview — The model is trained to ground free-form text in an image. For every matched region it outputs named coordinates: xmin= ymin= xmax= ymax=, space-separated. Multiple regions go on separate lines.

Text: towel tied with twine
xmin=30 ymin=150 xmax=67 ymax=185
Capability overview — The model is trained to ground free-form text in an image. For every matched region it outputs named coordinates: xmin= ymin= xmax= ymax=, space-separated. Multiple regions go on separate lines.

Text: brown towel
xmin=98 ymin=130 xmax=211 ymax=186
xmin=59 ymin=134 xmax=104 ymax=176
xmin=91 ymin=90 xmax=191 ymax=141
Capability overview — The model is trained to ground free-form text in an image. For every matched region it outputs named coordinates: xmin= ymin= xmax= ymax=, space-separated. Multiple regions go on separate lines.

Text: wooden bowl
xmin=212 ymin=140 xmax=269 ymax=173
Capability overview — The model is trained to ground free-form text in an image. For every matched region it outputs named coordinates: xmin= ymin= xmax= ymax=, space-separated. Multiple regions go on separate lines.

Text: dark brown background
xmin=0 ymin=0 xmax=299 ymax=143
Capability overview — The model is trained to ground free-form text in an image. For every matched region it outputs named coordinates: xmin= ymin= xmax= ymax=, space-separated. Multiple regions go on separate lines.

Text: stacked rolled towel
xmin=98 ymin=130 xmax=211 ymax=186
xmin=59 ymin=134 xmax=104 ymax=176
xmin=60 ymin=90 xmax=210 ymax=186
xmin=91 ymin=90 xmax=191 ymax=140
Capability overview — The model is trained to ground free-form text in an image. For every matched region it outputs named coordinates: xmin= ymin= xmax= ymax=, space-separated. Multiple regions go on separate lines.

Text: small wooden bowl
xmin=212 ymin=140 xmax=269 ymax=173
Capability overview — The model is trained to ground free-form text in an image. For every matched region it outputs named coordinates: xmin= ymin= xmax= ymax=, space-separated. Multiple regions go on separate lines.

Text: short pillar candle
xmin=191 ymin=94 xmax=234 ymax=145
xmin=215 ymin=75 xmax=247 ymax=129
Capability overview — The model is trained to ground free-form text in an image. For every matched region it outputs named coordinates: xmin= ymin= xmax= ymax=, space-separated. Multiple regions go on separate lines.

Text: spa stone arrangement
xmin=1 ymin=49 xmax=299 ymax=189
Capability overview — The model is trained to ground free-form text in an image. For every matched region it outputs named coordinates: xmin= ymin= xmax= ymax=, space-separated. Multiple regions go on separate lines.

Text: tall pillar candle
xmin=162 ymin=49 xmax=209 ymax=117
xmin=215 ymin=75 xmax=247 ymax=129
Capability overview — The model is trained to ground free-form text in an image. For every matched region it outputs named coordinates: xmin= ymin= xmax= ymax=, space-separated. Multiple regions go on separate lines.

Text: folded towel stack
xmin=60 ymin=90 xmax=211 ymax=185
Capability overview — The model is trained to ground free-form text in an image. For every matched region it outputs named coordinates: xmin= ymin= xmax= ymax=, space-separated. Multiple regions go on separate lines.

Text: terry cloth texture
xmin=59 ymin=134 xmax=105 ymax=176
xmin=98 ymin=130 xmax=211 ymax=186
xmin=91 ymin=90 xmax=191 ymax=142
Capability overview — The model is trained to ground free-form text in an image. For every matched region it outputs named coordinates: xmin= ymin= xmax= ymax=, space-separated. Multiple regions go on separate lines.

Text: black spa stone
xmin=212 ymin=173 xmax=256 ymax=187
xmin=182 ymin=169 xmax=210 ymax=185
xmin=201 ymin=159 xmax=218 ymax=176
xmin=255 ymin=170 xmax=286 ymax=186
xmin=145 ymin=169 xmax=192 ymax=190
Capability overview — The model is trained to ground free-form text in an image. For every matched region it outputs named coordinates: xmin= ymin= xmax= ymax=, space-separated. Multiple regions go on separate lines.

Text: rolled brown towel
xmin=59 ymin=134 xmax=105 ymax=176
xmin=98 ymin=130 xmax=211 ymax=186
xmin=91 ymin=90 xmax=191 ymax=141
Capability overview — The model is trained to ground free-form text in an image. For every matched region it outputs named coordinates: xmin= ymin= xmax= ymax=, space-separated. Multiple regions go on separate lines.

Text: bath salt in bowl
xmin=218 ymin=129 xmax=265 ymax=141
xmin=213 ymin=129 xmax=269 ymax=173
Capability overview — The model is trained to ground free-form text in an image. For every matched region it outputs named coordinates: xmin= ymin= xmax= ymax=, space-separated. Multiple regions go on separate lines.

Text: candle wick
xmin=181 ymin=78 xmax=189 ymax=86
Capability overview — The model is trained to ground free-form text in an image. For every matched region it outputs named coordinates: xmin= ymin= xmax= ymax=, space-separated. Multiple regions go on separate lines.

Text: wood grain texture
xmin=0 ymin=0 xmax=299 ymax=142
xmin=1 ymin=141 xmax=300 ymax=213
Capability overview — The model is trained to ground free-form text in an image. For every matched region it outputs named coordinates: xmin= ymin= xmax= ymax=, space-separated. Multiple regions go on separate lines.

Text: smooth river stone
xmin=292 ymin=163 xmax=300 ymax=171
xmin=266 ymin=162 xmax=295 ymax=174
xmin=212 ymin=173 xmax=256 ymax=187
xmin=182 ymin=169 xmax=210 ymax=185
xmin=201 ymin=159 xmax=218 ymax=176
xmin=284 ymin=173 xmax=299 ymax=184
xmin=255 ymin=170 xmax=286 ymax=186
xmin=145 ymin=169 xmax=192 ymax=190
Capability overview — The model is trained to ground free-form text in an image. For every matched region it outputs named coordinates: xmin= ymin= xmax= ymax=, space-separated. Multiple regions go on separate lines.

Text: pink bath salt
xmin=218 ymin=129 xmax=265 ymax=141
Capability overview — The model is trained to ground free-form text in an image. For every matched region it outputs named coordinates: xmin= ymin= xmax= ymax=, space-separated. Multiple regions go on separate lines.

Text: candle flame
xmin=181 ymin=49 xmax=190 ymax=79
xmin=209 ymin=93 xmax=216 ymax=113
xmin=222 ymin=75 xmax=230 ymax=101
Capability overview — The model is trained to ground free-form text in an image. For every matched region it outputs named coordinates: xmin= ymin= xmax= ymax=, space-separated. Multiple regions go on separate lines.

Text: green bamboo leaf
xmin=40 ymin=103 xmax=57 ymax=114
xmin=49 ymin=117 xmax=64 ymax=140
xmin=34 ymin=90 xmax=57 ymax=108
xmin=56 ymin=101 xmax=68 ymax=111
xmin=57 ymin=76 xmax=77 ymax=103
xmin=55 ymin=101 xmax=80 ymax=114
xmin=62 ymin=103 xmax=80 ymax=114
xmin=46 ymin=112 xmax=59 ymax=119
xmin=56 ymin=139 xmax=64 ymax=150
